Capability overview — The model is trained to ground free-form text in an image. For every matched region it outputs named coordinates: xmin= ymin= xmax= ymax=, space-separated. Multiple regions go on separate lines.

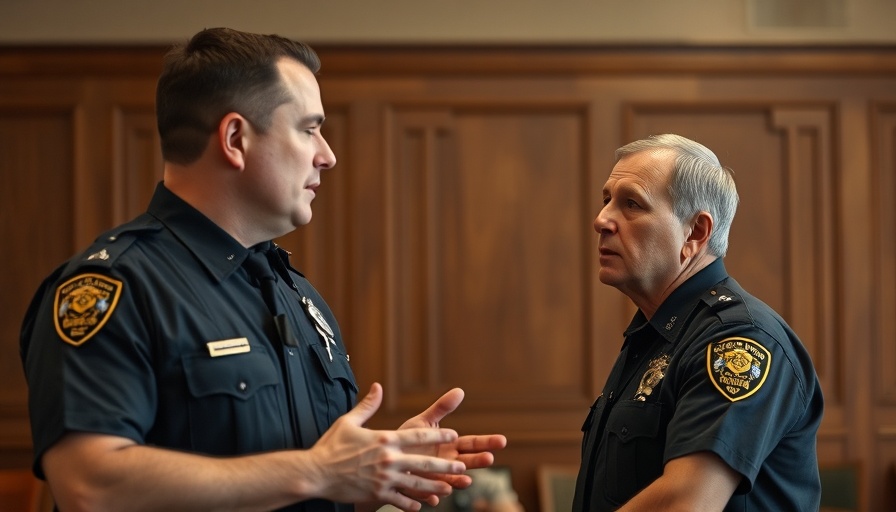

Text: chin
xmin=292 ymin=206 xmax=314 ymax=226
xmin=597 ymin=269 xmax=621 ymax=287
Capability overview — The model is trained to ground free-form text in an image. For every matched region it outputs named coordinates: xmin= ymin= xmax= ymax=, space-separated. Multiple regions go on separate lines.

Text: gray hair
xmin=616 ymin=134 xmax=739 ymax=257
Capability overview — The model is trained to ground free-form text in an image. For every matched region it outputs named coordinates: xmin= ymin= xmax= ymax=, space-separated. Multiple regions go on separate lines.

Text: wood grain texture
xmin=1 ymin=45 xmax=894 ymax=511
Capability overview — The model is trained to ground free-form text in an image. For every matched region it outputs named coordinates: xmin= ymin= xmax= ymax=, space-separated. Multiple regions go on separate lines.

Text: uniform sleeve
xmin=21 ymin=267 xmax=157 ymax=478
xmin=662 ymin=324 xmax=813 ymax=490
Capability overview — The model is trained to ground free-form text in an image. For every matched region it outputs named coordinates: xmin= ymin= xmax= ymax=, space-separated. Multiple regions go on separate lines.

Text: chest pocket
xmin=308 ymin=343 xmax=359 ymax=428
xmin=604 ymin=400 xmax=666 ymax=505
xmin=182 ymin=349 xmax=288 ymax=454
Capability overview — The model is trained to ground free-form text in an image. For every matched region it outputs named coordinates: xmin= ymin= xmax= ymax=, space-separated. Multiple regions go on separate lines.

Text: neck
xmin=635 ymin=253 xmax=718 ymax=319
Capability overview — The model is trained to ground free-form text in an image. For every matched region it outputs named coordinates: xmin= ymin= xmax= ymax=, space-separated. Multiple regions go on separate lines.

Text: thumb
xmin=420 ymin=388 xmax=465 ymax=426
xmin=343 ymin=382 xmax=383 ymax=426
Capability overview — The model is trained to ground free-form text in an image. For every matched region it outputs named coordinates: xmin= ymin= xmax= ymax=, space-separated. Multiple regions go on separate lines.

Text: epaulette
xmin=61 ymin=213 xmax=163 ymax=275
xmin=49 ymin=215 xmax=163 ymax=347
xmin=700 ymin=285 xmax=752 ymax=325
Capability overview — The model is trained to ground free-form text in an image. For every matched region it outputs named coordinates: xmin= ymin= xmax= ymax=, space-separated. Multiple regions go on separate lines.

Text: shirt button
xmin=621 ymin=426 xmax=629 ymax=436
xmin=238 ymin=381 xmax=248 ymax=392
xmin=287 ymin=349 xmax=295 ymax=356
xmin=608 ymin=391 xmax=615 ymax=402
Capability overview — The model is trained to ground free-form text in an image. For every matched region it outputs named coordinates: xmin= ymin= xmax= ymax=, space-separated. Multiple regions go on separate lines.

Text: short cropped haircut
xmin=156 ymin=27 xmax=321 ymax=164
xmin=616 ymin=134 xmax=740 ymax=257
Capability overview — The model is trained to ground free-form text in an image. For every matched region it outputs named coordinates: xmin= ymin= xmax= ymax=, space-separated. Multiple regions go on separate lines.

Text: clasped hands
xmin=307 ymin=382 xmax=507 ymax=511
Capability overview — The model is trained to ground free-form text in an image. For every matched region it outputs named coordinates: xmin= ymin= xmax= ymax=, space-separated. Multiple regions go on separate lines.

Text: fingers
xmin=392 ymin=427 xmax=460 ymax=451
xmin=412 ymin=472 xmax=474 ymax=490
xmin=414 ymin=388 xmax=465 ymax=427
xmin=398 ymin=488 xmax=442 ymax=506
xmin=341 ymin=382 xmax=384 ymax=427
xmin=456 ymin=452 xmax=495 ymax=471
xmin=381 ymin=483 xmax=444 ymax=512
xmin=395 ymin=448 xmax=466 ymax=476
xmin=366 ymin=430 xmax=467 ymax=479
xmin=377 ymin=462 xmax=458 ymax=511
xmin=455 ymin=434 xmax=508 ymax=453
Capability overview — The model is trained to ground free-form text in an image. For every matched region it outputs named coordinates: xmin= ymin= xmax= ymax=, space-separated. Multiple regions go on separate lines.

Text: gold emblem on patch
xmin=634 ymin=354 xmax=669 ymax=401
xmin=707 ymin=337 xmax=771 ymax=402
xmin=54 ymin=273 xmax=123 ymax=346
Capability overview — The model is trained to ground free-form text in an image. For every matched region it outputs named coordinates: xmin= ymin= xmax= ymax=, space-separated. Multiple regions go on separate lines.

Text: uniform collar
xmin=624 ymin=259 xmax=729 ymax=344
xmin=146 ymin=182 xmax=253 ymax=283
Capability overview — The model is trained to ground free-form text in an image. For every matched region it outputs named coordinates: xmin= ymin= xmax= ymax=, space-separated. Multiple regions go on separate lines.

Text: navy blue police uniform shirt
xmin=20 ymin=183 xmax=358 ymax=512
xmin=573 ymin=259 xmax=823 ymax=511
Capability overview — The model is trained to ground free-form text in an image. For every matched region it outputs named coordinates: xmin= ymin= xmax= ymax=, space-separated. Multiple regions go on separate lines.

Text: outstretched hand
xmin=307 ymin=383 xmax=466 ymax=511
xmin=399 ymin=388 xmax=508 ymax=496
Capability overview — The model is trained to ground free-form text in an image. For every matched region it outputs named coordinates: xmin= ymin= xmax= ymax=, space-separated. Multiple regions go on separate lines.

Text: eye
xmin=602 ymin=196 xmax=610 ymax=206
xmin=626 ymin=199 xmax=641 ymax=209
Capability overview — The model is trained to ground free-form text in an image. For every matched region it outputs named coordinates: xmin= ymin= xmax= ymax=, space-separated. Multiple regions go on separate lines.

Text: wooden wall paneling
xmin=338 ymin=99 xmax=391 ymax=392
xmin=0 ymin=83 xmax=80 ymax=466
xmin=4 ymin=46 xmax=896 ymax=511
xmin=769 ymin=107 xmax=838 ymax=390
xmin=380 ymin=100 xmax=596 ymax=510
xmin=72 ymin=81 xmax=114 ymax=249
xmin=872 ymin=102 xmax=896 ymax=405
xmin=276 ymin=106 xmax=352 ymax=337
xmin=112 ymin=103 xmax=161 ymax=223
xmin=768 ymin=107 xmax=851 ymax=462
xmin=872 ymin=101 xmax=896 ymax=511
xmin=385 ymin=108 xmax=454 ymax=403
xmin=383 ymin=102 xmax=595 ymax=409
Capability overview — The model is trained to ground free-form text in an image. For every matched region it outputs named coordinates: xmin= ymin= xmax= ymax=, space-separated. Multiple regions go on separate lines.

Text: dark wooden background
xmin=2 ymin=45 xmax=895 ymax=511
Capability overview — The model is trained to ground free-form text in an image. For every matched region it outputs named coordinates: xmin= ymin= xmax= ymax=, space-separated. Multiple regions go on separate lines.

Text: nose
xmin=593 ymin=205 xmax=614 ymax=234
xmin=315 ymin=136 xmax=337 ymax=170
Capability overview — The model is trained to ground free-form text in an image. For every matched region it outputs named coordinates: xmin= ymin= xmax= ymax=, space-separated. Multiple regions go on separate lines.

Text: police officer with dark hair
xmin=20 ymin=27 xmax=506 ymax=512
xmin=573 ymin=134 xmax=823 ymax=511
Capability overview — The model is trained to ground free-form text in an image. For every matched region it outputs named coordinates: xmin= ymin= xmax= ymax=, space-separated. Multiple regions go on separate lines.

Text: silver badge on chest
xmin=301 ymin=297 xmax=337 ymax=361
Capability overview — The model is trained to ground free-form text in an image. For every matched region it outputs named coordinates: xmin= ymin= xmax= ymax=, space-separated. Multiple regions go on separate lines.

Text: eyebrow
xmin=605 ymin=181 xmax=649 ymax=201
xmin=302 ymin=114 xmax=326 ymax=126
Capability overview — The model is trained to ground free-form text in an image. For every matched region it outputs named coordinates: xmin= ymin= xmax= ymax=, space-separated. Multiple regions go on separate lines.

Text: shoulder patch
xmin=54 ymin=273 xmax=123 ymax=346
xmin=706 ymin=337 xmax=771 ymax=402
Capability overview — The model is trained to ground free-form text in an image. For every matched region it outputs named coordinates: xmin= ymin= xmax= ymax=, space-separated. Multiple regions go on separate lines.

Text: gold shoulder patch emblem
xmin=54 ymin=273 xmax=123 ymax=346
xmin=707 ymin=337 xmax=771 ymax=402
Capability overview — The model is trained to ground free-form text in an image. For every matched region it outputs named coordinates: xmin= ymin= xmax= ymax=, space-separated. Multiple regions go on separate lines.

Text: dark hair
xmin=156 ymin=27 xmax=321 ymax=164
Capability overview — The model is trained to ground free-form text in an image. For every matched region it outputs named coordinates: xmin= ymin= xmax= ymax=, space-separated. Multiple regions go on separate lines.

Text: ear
xmin=218 ymin=112 xmax=249 ymax=170
xmin=681 ymin=211 xmax=713 ymax=261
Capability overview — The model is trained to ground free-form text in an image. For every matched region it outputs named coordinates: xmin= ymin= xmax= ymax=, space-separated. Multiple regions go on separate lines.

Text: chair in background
xmin=819 ymin=462 xmax=861 ymax=512
xmin=537 ymin=464 xmax=578 ymax=512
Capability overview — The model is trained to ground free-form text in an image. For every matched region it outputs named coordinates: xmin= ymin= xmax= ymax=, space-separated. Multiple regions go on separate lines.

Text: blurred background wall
xmin=2 ymin=1 xmax=895 ymax=511
xmin=2 ymin=0 xmax=895 ymax=46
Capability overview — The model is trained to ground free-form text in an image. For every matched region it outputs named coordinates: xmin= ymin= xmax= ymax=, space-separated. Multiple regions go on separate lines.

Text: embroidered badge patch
xmin=54 ymin=273 xmax=123 ymax=346
xmin=634 ymin=354 xmax=669 ymax=401
xmin=707 ymin=337 xmax=771 ymax=402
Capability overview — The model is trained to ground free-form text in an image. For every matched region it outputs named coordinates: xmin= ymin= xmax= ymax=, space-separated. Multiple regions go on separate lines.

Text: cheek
xmin=632 ymin=225 xmax=679 ymax=261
